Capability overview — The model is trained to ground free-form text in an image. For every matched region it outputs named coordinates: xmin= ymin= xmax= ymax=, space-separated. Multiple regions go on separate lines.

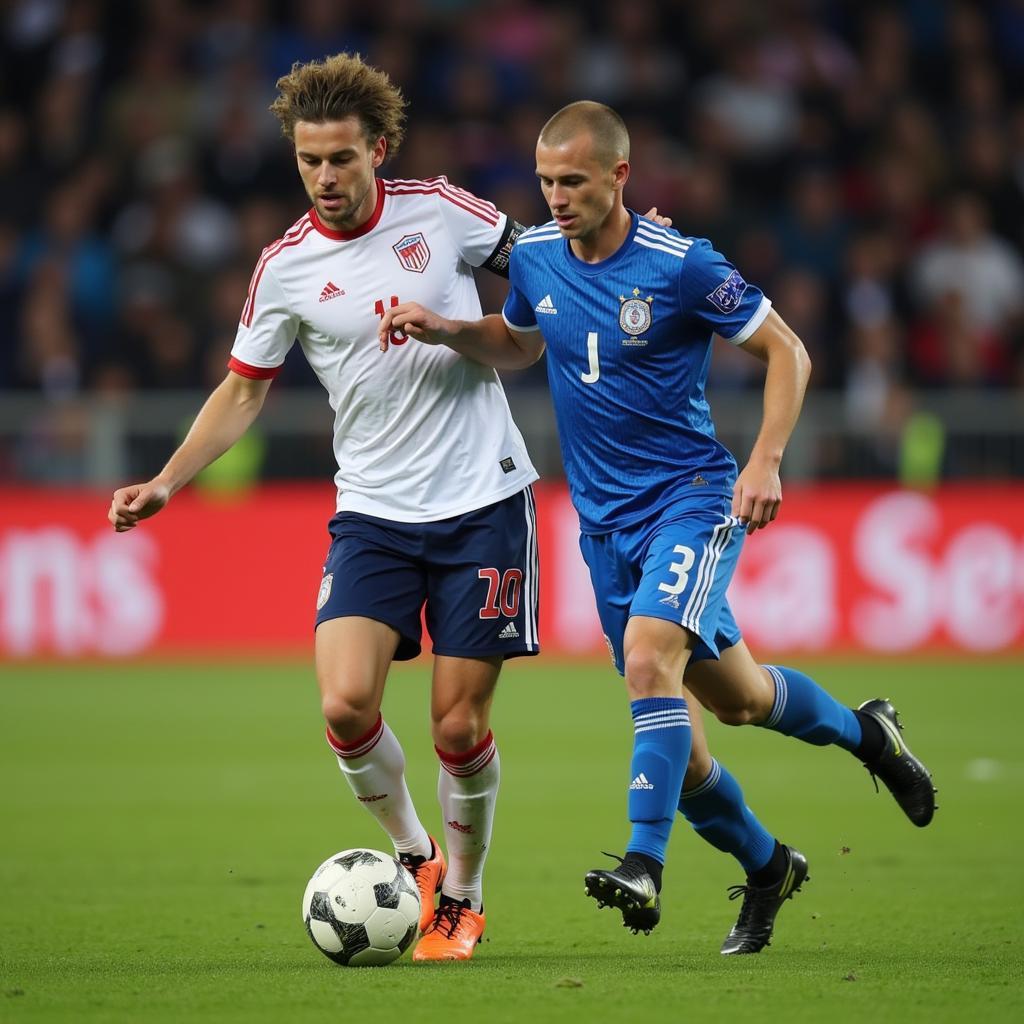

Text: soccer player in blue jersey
xmin=378 ymin=101 xmax=936 ymax=954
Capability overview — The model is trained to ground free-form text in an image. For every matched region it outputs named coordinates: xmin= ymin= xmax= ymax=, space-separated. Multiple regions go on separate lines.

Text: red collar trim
xmin=309 ymin=179 xmax=385 ymax=240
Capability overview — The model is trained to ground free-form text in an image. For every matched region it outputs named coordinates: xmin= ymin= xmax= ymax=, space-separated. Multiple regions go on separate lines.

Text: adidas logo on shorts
xmin=498 ymin=622 xmax=519 ymax=640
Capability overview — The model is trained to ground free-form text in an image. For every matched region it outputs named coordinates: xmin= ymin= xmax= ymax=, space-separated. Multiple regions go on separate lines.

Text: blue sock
xmin=761 ymin=665 xmax=861 ymax=750
xmin=625 ymin=696 xmax=691 ymax=864
xmin=678 ymin=759 xmax=776 ymax=874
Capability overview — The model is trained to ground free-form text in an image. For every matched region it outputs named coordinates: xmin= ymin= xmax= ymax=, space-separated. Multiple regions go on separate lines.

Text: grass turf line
xmin=1 ymin=658 xmax=1022 ymax=1023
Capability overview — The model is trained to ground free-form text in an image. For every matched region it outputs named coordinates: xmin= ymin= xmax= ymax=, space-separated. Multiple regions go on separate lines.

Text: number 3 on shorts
xmin=658 ymin=544 xmax=696 ymax=596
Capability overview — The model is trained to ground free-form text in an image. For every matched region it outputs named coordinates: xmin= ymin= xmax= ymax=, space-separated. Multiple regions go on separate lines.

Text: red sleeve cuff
xmin=227 ymin=356 xmax=282 ymax=380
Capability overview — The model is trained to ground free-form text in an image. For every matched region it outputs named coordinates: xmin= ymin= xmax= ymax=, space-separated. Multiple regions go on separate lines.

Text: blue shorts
xmin=579 ymin=496 xmax=744 ymax=675
xmin=315 ymin=487 xmax=540 ymax=661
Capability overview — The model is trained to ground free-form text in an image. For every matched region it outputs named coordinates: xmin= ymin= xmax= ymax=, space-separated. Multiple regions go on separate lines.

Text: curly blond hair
xmin=269 ymin=52 xmax=406 ymax=155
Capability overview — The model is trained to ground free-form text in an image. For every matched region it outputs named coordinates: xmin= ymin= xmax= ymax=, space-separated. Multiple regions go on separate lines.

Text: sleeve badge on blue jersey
xmin=619 ymin=287 xmax=654 ymax=336
xmin=706 ymin=269 xmax=747 ymax=313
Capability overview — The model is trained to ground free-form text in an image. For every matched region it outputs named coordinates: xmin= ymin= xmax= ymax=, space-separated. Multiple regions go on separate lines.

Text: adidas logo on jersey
xmin=498 ymin=622 xmax=519 ymax=640
xmin=534 ymin=294 xmax=558 ymax=314
xmin=318 ymin=281 xmax=344 ymax=303
xmin=629 ymin=772 xmax=655 ymax=791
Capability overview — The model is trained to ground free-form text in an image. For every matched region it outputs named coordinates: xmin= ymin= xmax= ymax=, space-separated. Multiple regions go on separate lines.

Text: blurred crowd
xmin=3 ymin=0 xmax=1024 ymax=418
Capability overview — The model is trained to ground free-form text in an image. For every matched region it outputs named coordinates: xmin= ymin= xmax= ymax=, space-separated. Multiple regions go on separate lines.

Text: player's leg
xmin=412 ymin=487 xmax=539 ymax=961
xmin=315 ymin=513 xmax=438 ymax=901
xmin=429 ymin=654 xmax=501 ymax=911
xmin=685 ymin=637 xmax=936 ymax=826
xmin=679 ymin=684 xmax=808 ymax=954
xmin=411 ymin=654 xmax=501 ymax=962
xmin=585 ymin=614 xmax=694 ymax=934
xmin=622 ymin=613 xmax=695 ymax=880
xmin=316 ymin=617 xmax=434 ymax=861
xmin=581 ymin=520 xmax=696 ymax=933
xmin=679 ymin=685 xmax=775 ymax=878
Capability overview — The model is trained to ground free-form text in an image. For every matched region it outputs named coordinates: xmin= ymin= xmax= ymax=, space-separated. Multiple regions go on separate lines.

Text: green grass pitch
xmin=2 ymin=657 xmax=1022 ymax=1023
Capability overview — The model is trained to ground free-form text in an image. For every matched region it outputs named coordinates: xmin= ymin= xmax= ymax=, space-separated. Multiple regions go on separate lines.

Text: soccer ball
xmin=301 ymin=849 xmax=420 ymax=966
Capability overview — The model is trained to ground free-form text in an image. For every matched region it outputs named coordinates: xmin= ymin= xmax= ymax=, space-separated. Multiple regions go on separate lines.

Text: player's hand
xmin=642 ymin=207 xmax=673 ymax=228
xmin=731 ymin=458 xmax=782 ymax=534
xmin=378 ymin=302 xmax=458 ymax=352
xmin=108 ymin=480 xmax=171 ymax=532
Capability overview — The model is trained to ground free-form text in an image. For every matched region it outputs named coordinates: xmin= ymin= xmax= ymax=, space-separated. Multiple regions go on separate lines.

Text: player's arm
xmin=378 ymin=305 xmax=545 ymax=370
xmin=732 ymin=308 xmax=812 ymax=533
xmin=108 ymin=371 xmax=272 ymax=532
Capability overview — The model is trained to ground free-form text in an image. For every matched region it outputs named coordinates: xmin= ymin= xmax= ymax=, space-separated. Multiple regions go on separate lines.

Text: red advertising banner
xmin=1 ymin=484 xmax=1022 ymax=659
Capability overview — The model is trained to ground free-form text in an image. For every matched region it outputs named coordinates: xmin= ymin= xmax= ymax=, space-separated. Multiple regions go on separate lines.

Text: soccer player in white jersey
xmin=380 ymin=101 xmax=936 ymax=955
xmin=108 ymin=53 xmax=546 ymax=962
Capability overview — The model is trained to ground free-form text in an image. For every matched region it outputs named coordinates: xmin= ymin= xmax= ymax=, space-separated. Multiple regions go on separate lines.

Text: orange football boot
xmin=412 ymin=898 xmax=485 ymax=962
xmin=399 ymin=837 xmax=447 ymax=933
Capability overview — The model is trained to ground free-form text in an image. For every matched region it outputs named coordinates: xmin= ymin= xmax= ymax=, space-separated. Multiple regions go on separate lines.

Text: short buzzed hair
xmin=538 ymin=101 xmax=630 ymax=167
xmin=270 ymin=52 xmax=406 ymax=154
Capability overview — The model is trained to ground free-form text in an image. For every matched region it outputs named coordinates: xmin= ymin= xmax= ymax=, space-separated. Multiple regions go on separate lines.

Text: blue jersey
xmin=502 ymin=212 xmax=772 ymax=535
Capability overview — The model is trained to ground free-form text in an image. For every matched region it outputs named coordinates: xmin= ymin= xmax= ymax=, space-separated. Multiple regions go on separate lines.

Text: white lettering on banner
xmin=944 ymin=524 xmax=1021 ymax=651
xmin=0 ymin=529 xmax=163 ymax=656
xmin=852 ymin=492 xmax=938 ymax=651
xmin=90 ymin=532 xmax=164 ymax=655
xmin=729 ymin=526 xmax=836 ymax=649
xmin=852 ymin=492 xmax=1024 ymax=651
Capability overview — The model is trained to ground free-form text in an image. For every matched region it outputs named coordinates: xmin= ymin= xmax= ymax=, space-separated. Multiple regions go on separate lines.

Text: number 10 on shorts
xmin=478 ymin=568 xmax=523 ymax=619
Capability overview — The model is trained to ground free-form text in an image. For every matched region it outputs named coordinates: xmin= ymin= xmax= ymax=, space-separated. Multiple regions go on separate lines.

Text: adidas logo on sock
xmin=534 ymin=294 xmax=558 ymax=314
xmin=318 ymin=281 xmax=344 ymax=303
xmin=498 ymin=621 xmax=519 ymax=639
xmin=629 ymin=772 xmax=655 ymax=791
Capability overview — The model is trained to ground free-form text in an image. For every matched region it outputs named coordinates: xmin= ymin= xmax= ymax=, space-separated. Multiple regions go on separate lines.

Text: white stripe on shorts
xmin=521 ymin=486 xmax=539 ymax=650
xmin=681 ymin=515 xmax=741 ymax=637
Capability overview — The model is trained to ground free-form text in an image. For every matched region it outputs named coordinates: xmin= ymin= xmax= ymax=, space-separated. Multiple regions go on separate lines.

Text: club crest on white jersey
xmin=393 ymin=232 xmax=430 ymax=272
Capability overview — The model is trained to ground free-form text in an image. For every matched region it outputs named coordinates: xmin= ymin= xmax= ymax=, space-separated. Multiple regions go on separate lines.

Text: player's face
xmin=535 ymin=133 xmax=627 ymax=242
xmin=293 ymin=118 xmax=386 ymax=229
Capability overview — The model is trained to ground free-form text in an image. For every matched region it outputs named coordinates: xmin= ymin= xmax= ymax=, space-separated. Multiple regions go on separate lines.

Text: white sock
xmin=436 ymin=731 xmax=500 ymax=911
xmin=327 ymin=716 xmax=431 ymax=858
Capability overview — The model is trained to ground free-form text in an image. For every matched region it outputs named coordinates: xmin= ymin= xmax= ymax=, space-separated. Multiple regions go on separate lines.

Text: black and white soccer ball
xmin=301 ymin=849 xmax=420 ymax=966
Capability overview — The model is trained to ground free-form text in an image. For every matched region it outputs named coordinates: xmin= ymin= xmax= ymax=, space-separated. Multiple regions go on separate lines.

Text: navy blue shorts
xmin=315 ymin=487 xmax=540 ymax=661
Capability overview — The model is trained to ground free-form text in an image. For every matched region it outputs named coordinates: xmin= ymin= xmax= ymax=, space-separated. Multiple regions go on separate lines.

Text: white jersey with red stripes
xmin=229 ymin=176 xmax=537 ymax=522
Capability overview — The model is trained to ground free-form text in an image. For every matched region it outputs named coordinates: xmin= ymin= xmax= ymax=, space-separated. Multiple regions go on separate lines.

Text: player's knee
xmin=321 ymin=692 xmax=378 ymax=742
xmin=623 ymin=647 xmax=674 ymax=698
xmin=431 ymin=709 xmax=486 ymax=754
xmin=707 ymin=701 xmax=761 ymax=727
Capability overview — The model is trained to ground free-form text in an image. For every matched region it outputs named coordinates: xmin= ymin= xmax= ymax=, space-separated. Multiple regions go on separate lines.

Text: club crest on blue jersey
xmin=619 ymin=287 xmax=653 ymax=337
xmin=706 ymin=269 xmax=747 ymax=313
xmin=392 ymin=233 xmax=431 ymax=273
